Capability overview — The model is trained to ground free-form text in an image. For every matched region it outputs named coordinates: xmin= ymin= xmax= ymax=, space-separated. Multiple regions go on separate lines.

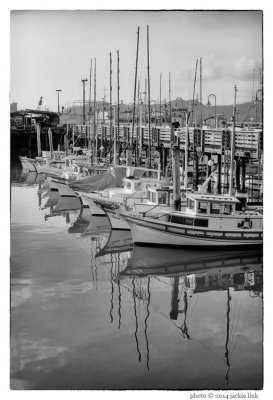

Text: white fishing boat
xmin=119 ymin=190 xmax=263 ymax=248
xmin=95 ymin=184 xmax=191 ymax=230
xmin=78 ymin=166 xmax=162 ymax=217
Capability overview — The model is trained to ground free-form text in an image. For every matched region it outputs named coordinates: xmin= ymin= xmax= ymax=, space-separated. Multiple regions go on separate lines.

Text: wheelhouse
xmin=185 ymin=193 xmax=240 ymax=217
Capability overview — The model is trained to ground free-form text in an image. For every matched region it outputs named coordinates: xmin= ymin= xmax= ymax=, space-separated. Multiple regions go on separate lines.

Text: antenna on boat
xmin=131 ymin=27 xmax=140 ymax=149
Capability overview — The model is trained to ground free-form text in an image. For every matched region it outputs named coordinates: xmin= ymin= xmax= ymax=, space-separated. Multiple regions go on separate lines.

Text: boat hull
xmin=121 ymin=214 xmax=263 ymax=248
xmin=80 ymin=194 xmax=105 ymax=216
xmin=104 ymin=208 xmax=130 ymax=230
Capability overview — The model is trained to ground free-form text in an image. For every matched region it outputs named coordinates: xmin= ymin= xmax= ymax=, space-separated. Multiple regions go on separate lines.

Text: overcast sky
xmin=10 ymin=10 xmax=262 ymax=111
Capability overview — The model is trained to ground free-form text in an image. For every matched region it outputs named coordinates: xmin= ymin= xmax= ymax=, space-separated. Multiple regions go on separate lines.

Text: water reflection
xmin=10 ymin=165 xmax=263 ymax=390
xmin=117 ymin=246 xmax=262 ymax=385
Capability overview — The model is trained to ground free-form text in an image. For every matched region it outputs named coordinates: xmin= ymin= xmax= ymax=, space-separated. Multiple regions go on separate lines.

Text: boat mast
xmin=88 ymin=59 xmax=92 ymax=152
xmin=93 ymin=59 xmax=97 ymax=162
xmin=200 ymin=57 xmax=202 ymax=126
xmin=184 ymin=110 xmax=190 ymax=188
xmin=131 ymin=27 xmax=140 ymax=149
xmin=159 ymin=73 xmax=162 ymax=126
xmin=109 ymin=52 xmax=113 ymax=159
xmin=229 ymin=84 xmax=237 ymax=196
xmin=116 ymin=50 xmax=120 ymax=164
xmin=147 ymin=25 xmax=151 ymax=168
xmin=191 ymin=59 xmax=198 ymax=125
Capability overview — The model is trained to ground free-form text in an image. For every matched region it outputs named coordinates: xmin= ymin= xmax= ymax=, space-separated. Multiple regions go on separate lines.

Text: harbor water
xmin=10 ymin=163 xmax=263 ymax=390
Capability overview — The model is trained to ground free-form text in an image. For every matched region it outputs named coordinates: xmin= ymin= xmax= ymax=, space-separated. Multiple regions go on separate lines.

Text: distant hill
xmin=63 ymin=99 xmax=262 ymax=124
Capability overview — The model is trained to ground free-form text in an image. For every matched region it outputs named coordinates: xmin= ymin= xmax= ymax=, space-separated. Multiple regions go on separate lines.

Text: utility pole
xmin=81 ymin=79 xmax=88 ymax=125
xmin=131 ymin=26 xmax=140 ymax=148
xmin=147 ymin=25 xmax=151 ymax=168
xmin=56 ymin=89 xmax=62 ymax=114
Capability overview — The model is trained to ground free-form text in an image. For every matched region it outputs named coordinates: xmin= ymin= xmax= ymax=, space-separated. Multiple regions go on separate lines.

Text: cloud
xmin=229 ymin=56 xmax=260 ymax=81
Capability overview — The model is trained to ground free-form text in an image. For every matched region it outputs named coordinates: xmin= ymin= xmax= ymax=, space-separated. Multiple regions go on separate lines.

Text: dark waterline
xmin=10 ymin=164 xmax=263 ymax=390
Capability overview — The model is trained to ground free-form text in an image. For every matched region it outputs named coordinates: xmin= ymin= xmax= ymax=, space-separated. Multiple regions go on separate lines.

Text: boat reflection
xmin=113 ymin=247 xmax=262 ymax=382
xmin=44 ymin=195 xmax=82 ymax=220
xmin=96 ymin=229 xmax=133 ymax=257
xmin=68 ymin=206 xmax=92 ymax=234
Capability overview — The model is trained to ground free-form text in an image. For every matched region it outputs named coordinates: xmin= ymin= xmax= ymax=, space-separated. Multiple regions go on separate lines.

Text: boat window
xmin=126 ymin=182 xmax=131 ymax=189
xmin=187 ymin=198 xmax=195 ymax=210
xmin=147 ymin=190 xmax=152 ymax=201
xmin=170 ymin=215 xmax=194 ymax=225
xmin=158 ymin=192 xmax=167 ymax=204
xmin=222 ymin=204 xmax=233 ymax=215
xmin=198 ymin=201 xmax=208 ymax=214
xmin=152 ymin=192 xmax=157 ymax=203
xmin=194 ymin=218 xmax=208 ymax=227
xmin=210 ymin=203 xmax=220 ymax=214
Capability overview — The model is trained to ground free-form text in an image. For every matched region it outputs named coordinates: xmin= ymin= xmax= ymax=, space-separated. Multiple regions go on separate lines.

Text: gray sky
xmin=10 ymin=10 xmax=262 ymax=111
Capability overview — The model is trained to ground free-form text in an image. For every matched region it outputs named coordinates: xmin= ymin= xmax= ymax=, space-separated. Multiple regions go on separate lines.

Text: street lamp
xmin=56 ymin=89 xmax=62 ymax=114
xmin=207 ymin=94 xmax=217 ymax=128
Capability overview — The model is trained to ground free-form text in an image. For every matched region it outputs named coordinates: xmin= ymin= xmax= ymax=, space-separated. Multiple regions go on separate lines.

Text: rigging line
xmin=144 ymin=278 xmax=151 ymax=371
xmin=132 ymin=278 xmax=142 ymax=363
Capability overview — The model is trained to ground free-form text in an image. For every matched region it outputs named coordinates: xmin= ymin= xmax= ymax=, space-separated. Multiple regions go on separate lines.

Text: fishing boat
xmin=95 ymin=183 xmax=190 ymax=230
xmin=78 ymin=166 xmax=162 ymax=217
xmin=118 ymin=189 xmax=263 ymax=247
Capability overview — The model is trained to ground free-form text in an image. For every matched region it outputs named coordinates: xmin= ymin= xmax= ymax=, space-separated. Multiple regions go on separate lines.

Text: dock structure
xmin=10 ymin=108 xmax=263 ymax=199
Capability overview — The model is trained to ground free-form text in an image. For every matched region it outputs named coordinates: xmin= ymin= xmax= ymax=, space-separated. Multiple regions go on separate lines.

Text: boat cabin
xmin=185 ymin=193 xmax=240 ymax=217
xmin=146 ymin=186 xmax=189 ymax=206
